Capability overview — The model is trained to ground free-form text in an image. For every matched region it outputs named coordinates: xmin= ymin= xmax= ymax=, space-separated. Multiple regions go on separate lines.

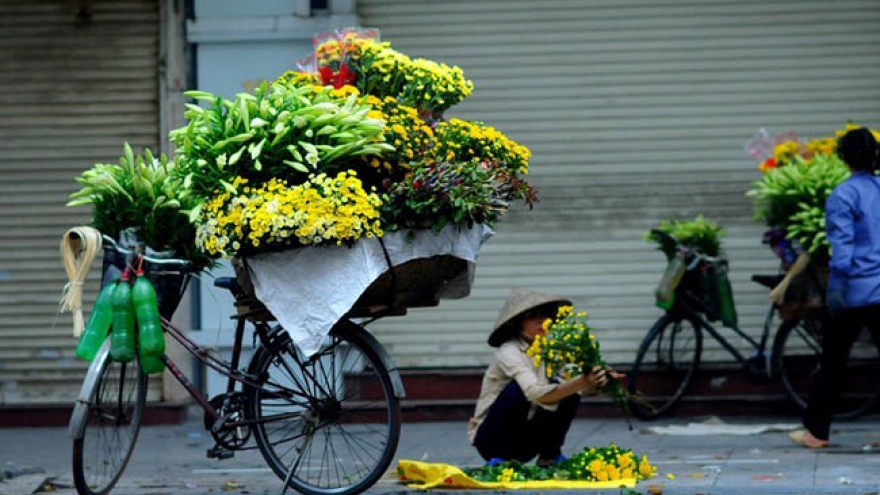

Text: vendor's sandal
xmin=789 ymin=429 xmax=828 ymax=449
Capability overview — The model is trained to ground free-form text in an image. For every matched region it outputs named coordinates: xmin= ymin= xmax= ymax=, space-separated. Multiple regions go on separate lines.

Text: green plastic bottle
xmin=75 ymin=280 xmax=117 ymax=362
xmin=110 ymin=273 xmax=136 ymax=363
xmin=138 ymin=345 xmax=165 ymax=375
xmin=133 ymin=271 xmax=164 ymax=356
xmin=714 ymin=263 xmax=738 ymax=327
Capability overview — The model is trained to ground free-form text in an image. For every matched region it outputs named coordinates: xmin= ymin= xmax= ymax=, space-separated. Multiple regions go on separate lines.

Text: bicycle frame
xmin=72 ymin=233 xmax=407 ymax=495
xmin=668 ymin=284 xmax=774 ymax=377
xmin=158 ymin=314 xmax=277 ymax=427
xmin=171 ymin=314 xmax=325 ymax=431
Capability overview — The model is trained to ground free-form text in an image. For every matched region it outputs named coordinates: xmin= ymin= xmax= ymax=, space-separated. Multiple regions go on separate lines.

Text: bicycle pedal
xmin=206 ymin=445 xmax=235 ymax=460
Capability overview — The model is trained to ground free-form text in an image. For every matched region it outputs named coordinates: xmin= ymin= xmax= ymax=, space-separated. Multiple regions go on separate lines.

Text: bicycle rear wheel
xmin=247 ymin=321 xmax=401 ymax=495
xmin=628 ymin=313 xmax=703 ymax=420
xmin=773 ymin=318 xmax=880 ymax=420
xmin=71 ymin=343 xmax=147 ymax=495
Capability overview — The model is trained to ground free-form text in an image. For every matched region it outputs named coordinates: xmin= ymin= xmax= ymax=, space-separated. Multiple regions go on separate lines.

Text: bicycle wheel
xmin=773 ymin=318 xmax=880 ymax=420
xmin=628 ymin=313 xmax=703 ymax=420
xmin=247 ymin=321 xmax=401 ymax=495
xmin=72 ymin=343 xmax=147 ymax=495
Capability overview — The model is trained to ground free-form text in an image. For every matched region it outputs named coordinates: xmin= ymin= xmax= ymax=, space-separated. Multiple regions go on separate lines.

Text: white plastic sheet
xmin=246 ymin=224 xmax=493 ymax=356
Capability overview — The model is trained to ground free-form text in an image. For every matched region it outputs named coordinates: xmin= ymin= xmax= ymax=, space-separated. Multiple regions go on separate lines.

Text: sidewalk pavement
xmin=1 ymin=410 xmax=879 ymax=495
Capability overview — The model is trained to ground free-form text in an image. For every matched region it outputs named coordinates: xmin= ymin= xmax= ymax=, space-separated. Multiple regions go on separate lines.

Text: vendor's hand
xmin=769 ymin=283 xmax=787 ymax=305
xmin=586 ymin=366 xmax=627 ymax=390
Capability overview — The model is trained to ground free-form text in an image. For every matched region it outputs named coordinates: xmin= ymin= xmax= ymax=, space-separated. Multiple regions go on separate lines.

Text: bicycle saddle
xmin=214 ymin=277 xmax=239 ymax=291
xmin=751 ymin=274 xmax=784 ymax=289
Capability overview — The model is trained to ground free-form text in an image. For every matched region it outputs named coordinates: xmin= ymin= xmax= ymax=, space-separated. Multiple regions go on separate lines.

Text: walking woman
xmin=790 ymin=127 xmax=880 ymax=448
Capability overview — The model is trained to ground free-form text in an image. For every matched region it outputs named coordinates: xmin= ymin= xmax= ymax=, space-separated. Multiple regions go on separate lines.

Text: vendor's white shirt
xmin=467 ymin=338 xmax=557 ymax=445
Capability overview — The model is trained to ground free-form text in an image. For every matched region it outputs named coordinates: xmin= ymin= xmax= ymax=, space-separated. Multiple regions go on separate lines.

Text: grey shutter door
xmin=358 ymin=0 xmax=880 ymax=367
xmin=0 ymin=0 xmax=160 ymax=404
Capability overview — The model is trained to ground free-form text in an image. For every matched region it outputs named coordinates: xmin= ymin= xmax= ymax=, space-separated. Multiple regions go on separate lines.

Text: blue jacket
xmin=826 ymin=171 xmax=880 ymax=307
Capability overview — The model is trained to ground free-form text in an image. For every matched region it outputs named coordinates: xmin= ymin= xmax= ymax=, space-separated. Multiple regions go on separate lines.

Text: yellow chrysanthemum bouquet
xmin=361 ymin=95 xmax=434 ymax=179
xmin=195 ymin=173 xmax=384 ymax=257
xmin=526 ymin=306 xmax=630 ymax=412
xmin=355 ymin=40 xmax=473 ymax=117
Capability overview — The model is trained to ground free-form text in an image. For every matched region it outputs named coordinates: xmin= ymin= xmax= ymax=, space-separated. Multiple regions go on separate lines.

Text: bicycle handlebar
xmin=649 ymin=229 xmax=723 ymax=268
xmin=103 ymin=234 xmax=192 ymax=269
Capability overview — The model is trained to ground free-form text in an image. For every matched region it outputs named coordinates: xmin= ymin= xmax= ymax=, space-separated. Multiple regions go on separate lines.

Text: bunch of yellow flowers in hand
xmin=526 ymin=306 xmax=631 ymax=413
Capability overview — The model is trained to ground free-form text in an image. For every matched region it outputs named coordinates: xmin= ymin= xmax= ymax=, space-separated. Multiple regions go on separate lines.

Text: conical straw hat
xmin=489 ymin=288 xmax=571 ymax=347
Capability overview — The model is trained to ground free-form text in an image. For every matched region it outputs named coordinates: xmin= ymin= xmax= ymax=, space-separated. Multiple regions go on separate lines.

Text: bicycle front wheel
xmin=628 ymin=313 xmax=703 ymax=420
xmin=247 ymin=321 xmax=401 ymax=495
xmin=71 ymin=343 xmax=147 ymax=495
xmin=773 ymin=318 xmax=880 ymax=420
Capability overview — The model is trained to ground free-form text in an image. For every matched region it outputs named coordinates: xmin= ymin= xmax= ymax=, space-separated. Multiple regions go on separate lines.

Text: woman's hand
xmin=540 ymin=366 xmax=627 ymax=404
xmin=583 ymin=366 xmax=627 ymax=392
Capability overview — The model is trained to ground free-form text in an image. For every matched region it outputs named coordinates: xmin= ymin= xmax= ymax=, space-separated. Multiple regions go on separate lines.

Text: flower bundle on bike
xmin=168 ymin=28 xmax=534 ymax=259
xmin=645 ymin=216 xmax=737 ymax=327
xmin=746 ymin=123 xmax=880 ymax=260
xmin=745 ymin=123 xmax=880 ymax=319
xmin=69 ymin=28 xmax=534 ymax=263
xmin=67 ymin=28 xmax=537 ymax=352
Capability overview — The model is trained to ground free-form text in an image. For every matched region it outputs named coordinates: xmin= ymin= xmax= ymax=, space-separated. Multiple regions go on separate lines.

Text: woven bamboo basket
xmin=779 ymin=264 xmax=828 ymax=320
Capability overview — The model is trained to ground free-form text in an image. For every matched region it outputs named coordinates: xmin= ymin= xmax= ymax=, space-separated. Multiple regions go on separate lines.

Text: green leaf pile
xmin=67 ymin=143 xmax=215 ymax=271
xmin=645 ymin=215 xmax=726 ymax=260
xmin=746 ymin=153 xmax=849 ymax=257
xmin=169 ymin=82 xmax=392 ymax=207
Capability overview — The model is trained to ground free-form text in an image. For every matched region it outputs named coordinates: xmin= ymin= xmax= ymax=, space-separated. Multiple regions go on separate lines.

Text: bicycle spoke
xmin=776 ymin=319 xmax=880 ymax=420
xmin=629 ymin=315 xmax=702 ymax=419
xmin=332 ymin=421 xmax=386 ymax=461
xmin=73 ymin=354 xmax=146 ymax=495
xmin=249 ymin=324 xmax=400 ymax=494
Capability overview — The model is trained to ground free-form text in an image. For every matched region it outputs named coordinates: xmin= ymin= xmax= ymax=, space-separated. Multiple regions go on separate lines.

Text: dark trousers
xmin=473 ymin=380 xmax=580 ymax=462
xmin=804 ymin=304 xmax=880 ymax=440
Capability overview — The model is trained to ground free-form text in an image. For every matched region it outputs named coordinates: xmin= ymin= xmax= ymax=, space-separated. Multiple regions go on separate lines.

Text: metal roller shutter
xmin=0 ymin=0 xmax=160 ymax=404
xmin=358 ymin=0 xmax=880 ymax=367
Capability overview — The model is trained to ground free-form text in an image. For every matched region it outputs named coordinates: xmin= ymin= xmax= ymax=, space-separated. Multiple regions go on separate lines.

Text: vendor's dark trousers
xmin=804 ymin=305 xmax=880 ymax=440
xmin=474 ymin=381 xmax=579 ymax=462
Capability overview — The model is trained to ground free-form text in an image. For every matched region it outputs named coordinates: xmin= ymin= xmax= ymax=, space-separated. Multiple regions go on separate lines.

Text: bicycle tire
xmin=628 ymin=313 xmax=703 ymax=420
xmin=773 ymin=318 xmax=880 ymax=420
xmin=71 ymin=342 xmax=147 ymax=495
xmin=246 ymin=322 xmax=401 ymax=495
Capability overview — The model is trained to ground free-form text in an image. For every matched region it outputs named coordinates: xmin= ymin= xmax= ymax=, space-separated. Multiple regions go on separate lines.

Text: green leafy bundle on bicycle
xmin=645 ymin=216 xmax=737 ymax=327
xmin=645 ymin=215 xmax=726 ymax=261
xmin=746 ymin=122 xmax=880 ymax=260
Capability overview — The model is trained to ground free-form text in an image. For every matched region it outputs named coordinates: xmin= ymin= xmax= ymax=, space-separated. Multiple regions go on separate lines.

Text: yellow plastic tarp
xmin=397 ymin=460 xmax=638 ymax=490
